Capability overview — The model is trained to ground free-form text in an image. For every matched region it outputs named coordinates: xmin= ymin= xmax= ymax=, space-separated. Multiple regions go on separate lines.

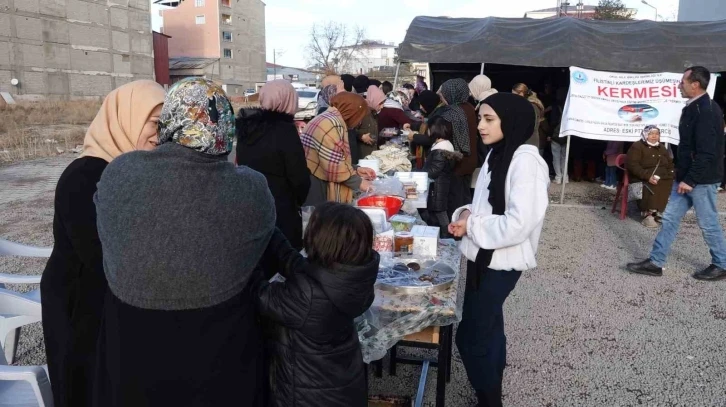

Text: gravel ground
xmin=2 ymin=157 xmax=726 ymax=406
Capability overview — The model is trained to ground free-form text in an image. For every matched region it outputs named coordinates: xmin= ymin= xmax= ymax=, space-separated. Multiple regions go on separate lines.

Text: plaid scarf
xmin=300 ymin=108 xmax=356 ymax=203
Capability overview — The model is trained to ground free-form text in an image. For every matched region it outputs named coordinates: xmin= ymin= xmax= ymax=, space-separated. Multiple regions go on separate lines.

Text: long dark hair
xmin=304 ymin=202 xmax=374 ymax=268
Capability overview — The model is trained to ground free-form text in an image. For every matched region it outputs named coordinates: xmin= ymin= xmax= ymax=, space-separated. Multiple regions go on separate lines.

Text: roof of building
xmin=337 ymin=40 xmax=397 ymax=50
xmin=169 ymin=57 xmax=219 ymax=70
xmin=398 ymin=16 xmax=726 ymax=72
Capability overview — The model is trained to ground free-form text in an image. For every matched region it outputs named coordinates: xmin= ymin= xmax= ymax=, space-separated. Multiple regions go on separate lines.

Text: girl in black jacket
xmin=236 ymin=80 xmax=311 ymax=250
xmin=421 ymin=116 xmax=462 ymax=237
xmin=256 ymin=203 xmax=379 ymax=407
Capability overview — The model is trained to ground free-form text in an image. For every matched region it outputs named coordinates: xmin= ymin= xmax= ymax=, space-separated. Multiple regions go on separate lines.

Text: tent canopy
xmin=398 ymin=16 xmax=726 ymax=73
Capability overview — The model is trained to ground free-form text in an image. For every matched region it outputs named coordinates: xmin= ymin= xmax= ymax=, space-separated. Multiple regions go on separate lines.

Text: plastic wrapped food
xmin=373 ymin=229 xmax=394 ymax=253
xmin=390 ymin=214 xmax=416 ymax=232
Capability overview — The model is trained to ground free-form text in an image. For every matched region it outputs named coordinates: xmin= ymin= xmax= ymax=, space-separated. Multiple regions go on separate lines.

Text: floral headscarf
xmin=318 ymin=84 xmax=338 ymax=110
xmin=158 ymin=78 xmax=235 ymax=156
xmin=388 ymin=89 xmax=412 ymax=109
xmin=641 ymin=125 xmax=661 ymax=147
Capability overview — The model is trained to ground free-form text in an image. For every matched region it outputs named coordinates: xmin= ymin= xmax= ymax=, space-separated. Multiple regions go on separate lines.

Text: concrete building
xmin=266 ymin=63 xmax=318 ymax=87
xmin=678 ymin=0 xmax=726 ymax=21
xmin=159 ymin=0 xmax=266 ymax=95
xmin=338 ymin=40 xmax=397 ymax=75
xmin=0 ymin=0 xmax=155 ymax=100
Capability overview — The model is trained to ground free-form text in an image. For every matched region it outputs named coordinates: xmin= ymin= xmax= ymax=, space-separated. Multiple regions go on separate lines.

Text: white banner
xmin=560 ymin=66 xmax=718 ymax=145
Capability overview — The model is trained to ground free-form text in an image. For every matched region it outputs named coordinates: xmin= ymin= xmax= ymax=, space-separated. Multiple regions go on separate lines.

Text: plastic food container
xmin=394 ymin=232 xmax=414 ymax=255
xmin=390 ymin=214 xmax=417 ymax=232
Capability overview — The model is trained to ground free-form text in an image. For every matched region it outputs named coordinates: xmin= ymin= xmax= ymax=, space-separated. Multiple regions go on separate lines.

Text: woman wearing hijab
xmin=409 ymin=90 xmax=446 ymax=168
xmin=356 ymin=84 xmax=386 ymax=159
xmin=627 ymin=125 xmax=675 ymax=227
xmin=438 ymin=78 xmax=479 ymax=214
xmin=302 ymin=92 xmax=374 ymax=206
xmin=340 ymin=74 xmax=355 ymax=92
xmin=353 ymin=75 xmax=370 ymax=95
xmin=236 ymin=80 xmax=311 ymax=250
xmin=469 ymin=75 xmax=498 ymax=187
xmin=317 ymin=75 xmax=345 ymax=114
xmin=449 ymin=93 xmax=549 ymax=407
xmin=93 ymin=78 xmax=276 ymax=406
xmin=40 ymin=80 xmax=165 ymax=407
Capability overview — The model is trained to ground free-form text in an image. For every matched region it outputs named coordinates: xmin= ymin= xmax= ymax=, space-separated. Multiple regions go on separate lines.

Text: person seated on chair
xmin=626 ymin=125 xmax=675 ymax=228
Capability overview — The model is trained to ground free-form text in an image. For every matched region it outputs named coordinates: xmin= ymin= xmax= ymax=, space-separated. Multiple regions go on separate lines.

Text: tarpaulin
xmin=398 ymin=16 xmax=726 ymax=73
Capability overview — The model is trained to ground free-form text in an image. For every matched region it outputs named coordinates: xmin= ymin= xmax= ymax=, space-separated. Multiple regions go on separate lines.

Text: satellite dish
xmin=10 ymin=78 xmax=19 ymax=86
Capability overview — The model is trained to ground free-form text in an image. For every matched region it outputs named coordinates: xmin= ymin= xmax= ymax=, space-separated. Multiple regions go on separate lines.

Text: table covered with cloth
xmin=356 ymin=239 xmax=465 ymax=363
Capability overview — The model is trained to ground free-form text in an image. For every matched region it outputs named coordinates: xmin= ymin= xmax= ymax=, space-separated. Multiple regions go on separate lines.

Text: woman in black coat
xmin=40 ymin=80 xmax=166 ymax=407
xmin=237 ymin=80 xmax=311 ymax=250
xmin=256 ymin=203 xmax=379 ymax=407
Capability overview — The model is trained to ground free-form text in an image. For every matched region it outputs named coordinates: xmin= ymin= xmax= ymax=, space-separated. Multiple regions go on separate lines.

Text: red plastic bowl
xmin=356 ymin=195 xmax=404 ymax=219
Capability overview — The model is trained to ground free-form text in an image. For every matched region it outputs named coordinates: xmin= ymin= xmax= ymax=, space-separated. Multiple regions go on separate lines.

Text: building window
xmin=222 ymin=31 xmax=233 ymax=42
xmin=195 ymin=15 xmax=205 ymax=24
xmin=381 ymin=48 xmax=388 ymax=58
xmin=222 ymin=14 xmax=232 ymax=25
xmin=223 ymin=48 xmax=233 ymax=59
xmin=195 ymin=0 xmax=204 ymax=6
xmin=221 ymin=0 xmax=231 ymax=6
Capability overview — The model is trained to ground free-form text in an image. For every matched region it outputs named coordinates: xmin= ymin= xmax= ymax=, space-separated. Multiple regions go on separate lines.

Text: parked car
xmin=244 ymin=88 xmax=256 ymax=97
xmin=296 ymin=88 xmax=320 ymax=110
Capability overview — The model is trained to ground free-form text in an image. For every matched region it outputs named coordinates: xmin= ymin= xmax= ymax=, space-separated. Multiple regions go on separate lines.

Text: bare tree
xmin=306 ymin=21 xmax=365 ymax=75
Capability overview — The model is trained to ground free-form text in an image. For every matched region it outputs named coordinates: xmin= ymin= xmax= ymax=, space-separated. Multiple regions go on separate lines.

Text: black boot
xmin=626 ymin=259 xmax=663 ymax=277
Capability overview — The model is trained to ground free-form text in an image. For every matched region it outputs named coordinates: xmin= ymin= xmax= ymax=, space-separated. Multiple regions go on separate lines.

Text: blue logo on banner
xmin=572 ymin=71 xmax=588 ymax=84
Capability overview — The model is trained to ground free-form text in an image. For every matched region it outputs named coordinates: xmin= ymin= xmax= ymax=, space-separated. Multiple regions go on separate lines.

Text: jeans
xmin=456 ymin=266 xmax=522 ymax=407
xmin=551 ymin=142 xmax=567 ymax=181
xmin=604 ymin=166 xmax=617 ymax=187
xmin=650 ymin=183 xmax=726 ymax=269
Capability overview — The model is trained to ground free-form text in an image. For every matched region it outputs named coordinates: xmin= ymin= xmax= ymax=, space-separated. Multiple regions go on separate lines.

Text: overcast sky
xmin=151 ymin=0 xmax=679 ymax=69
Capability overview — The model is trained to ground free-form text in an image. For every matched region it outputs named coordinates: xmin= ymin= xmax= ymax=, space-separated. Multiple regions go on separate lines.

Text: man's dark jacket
xmin=677 ymin=94 xmax=725 ymax=186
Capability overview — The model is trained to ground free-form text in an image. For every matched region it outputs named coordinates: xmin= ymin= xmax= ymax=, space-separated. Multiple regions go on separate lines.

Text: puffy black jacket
xmin=423 ymin=147 xmax=463 ymax=212
xmin=236 ymin=109 xmax=311 ymax=250
xmin=678 ymin=95 xmax=725 ymax=186
xmin=256 ymin=230 xmax=379 ymax=407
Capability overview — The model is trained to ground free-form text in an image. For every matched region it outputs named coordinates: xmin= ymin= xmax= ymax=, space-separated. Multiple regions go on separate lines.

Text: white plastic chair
xmin=0 ymin=288 xmax=52 ymax=407
xmin=0 ymin=239 xmax=50 ymax=364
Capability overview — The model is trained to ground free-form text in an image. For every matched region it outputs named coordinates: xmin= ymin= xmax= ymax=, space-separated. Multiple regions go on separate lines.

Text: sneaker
xmin=554 ymin=177 xmax=562 ymax=185
xmin=626 ymin=259 xmax=663 ymax=277
xmin=719 ymin=186 xmax=725 ymax=192
xmin=642 ymin=215 xmax=659 ymax=228
xmin=564 ymin=178 xmax=569 ymax=184
xmin=600 ymin=184 xmax=608 ymax=188
xmin=607 ymin=185 xmax=617 ymax=191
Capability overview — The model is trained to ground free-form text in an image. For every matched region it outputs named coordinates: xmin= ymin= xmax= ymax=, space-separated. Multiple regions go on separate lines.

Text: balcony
xmin=221 ymin=0 xmax=231 ymax=7
xmin=221 ymin=14 xmax=232 ymax=25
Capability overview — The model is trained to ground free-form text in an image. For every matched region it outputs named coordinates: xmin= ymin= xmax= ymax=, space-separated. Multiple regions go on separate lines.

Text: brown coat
xmin=455 ymin=103 xmax=479 ymax=176
xmin=627 ymin=141 xmax=675 ymax=212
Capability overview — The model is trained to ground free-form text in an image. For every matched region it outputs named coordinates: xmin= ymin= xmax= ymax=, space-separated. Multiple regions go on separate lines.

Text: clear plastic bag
xmin=362 ymin=177 xmax=405 ymax=199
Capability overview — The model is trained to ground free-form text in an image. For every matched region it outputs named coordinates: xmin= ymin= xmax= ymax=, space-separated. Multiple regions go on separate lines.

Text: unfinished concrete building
xmin=0 ymin=0 xmax=155 ymax=100
xmin=159 ymin=0 xmax=266 ymax=94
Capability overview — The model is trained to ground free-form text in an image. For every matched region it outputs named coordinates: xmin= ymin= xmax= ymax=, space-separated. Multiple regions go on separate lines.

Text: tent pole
xmin=480 ymin=63 xmax=484 ymax=75
xmin=559 ymin=136 xmax=571 ymax=204
xmin=393 ymin=62 xmax=401 ymax=89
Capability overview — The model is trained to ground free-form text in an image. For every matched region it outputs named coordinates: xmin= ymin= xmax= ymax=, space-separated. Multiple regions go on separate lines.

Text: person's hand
xmin=403 ymin=123 xmax=412 ymax=131
xmin=448 ymin=220 xmax=468 ymax=238
xmin=357 ymin=167 xmax=376 ymax=180
xmin=361 ymin=134 xmax=374 ymax=145
xmin=677 ymin=182 xmax=693 ymax=194
xmin=649 ymin=176 xmax=659 ymax=185
xmin=360 ymin=179 xmax=373 ymax=193
xmin=407 ymin=131 xmax=415 ymax=141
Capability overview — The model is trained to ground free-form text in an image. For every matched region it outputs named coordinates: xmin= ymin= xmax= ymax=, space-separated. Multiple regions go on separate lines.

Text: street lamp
xmin=641 ymin=0 xmax=658 ymax=21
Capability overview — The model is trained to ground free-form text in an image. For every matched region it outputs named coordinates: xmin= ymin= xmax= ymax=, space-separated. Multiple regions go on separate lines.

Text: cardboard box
xmin=411 ymin=225 xmax=439 ymax=257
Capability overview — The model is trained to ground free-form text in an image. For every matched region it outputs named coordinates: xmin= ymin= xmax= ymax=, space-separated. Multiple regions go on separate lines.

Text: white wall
xmin=678 ymin=0 xmax=726 ymax=21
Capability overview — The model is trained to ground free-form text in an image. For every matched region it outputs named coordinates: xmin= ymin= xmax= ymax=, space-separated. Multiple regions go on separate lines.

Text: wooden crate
xmin=402 ymin=326 xmax=440 ymax=344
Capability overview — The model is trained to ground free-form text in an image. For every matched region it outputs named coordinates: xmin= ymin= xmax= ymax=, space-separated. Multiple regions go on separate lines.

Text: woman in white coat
xmin=449 ymin=93 xmax=550 ymax=407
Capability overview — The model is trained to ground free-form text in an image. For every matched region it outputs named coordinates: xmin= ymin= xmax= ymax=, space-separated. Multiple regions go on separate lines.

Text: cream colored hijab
xmin=79 ymin=80 xmax=166 ymax=162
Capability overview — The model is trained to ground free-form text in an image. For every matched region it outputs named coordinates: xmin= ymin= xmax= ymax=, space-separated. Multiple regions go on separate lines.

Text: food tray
xmin=376 ymin=259 xmax=457 ymax=294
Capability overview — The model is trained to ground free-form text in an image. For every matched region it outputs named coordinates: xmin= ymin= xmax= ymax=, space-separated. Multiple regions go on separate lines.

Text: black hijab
xmin=418 ymin=90 xmax=441 ymax=116
xmin=340 ymin=74 xmax=355 ymax=92
xmin=472 ymin=93 xmax=536 ymax=279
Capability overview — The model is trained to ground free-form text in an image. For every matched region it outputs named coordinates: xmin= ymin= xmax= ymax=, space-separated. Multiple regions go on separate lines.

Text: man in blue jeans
xmin=627 ymin=66 xmax=726 ymax=281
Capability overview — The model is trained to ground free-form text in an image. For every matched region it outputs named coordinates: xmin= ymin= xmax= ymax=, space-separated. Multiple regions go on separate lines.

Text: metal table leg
xmin=389 ymin=344 xmax=397 ymax=376
xmin=414 ymin=360 xmax=430 ymax=407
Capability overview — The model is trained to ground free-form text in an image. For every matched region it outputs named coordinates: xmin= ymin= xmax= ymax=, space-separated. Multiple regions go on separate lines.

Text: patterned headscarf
xmin=318 ymin=84 xmax=338 ymax=109
xmin=415 ymin=76 xmax=428 ymax=94
xmin=158 ymin=78 xmax=235 ymax=156
xmin=388 ymin=89 xmax=412 ymax=110
xmin=437 ymin=79 xmax=472 ymax=155
xmin=641 ymin=125 xmax=661 ymax=146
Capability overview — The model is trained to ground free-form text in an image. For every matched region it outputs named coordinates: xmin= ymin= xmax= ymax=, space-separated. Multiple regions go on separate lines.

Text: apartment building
xmin=160 ymin=0 xmax=266 ymax=94
xmin=337 ymin=41 xmax=397 ymax=75
xmin=0 ymin=0 xmax=154 ymax=99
